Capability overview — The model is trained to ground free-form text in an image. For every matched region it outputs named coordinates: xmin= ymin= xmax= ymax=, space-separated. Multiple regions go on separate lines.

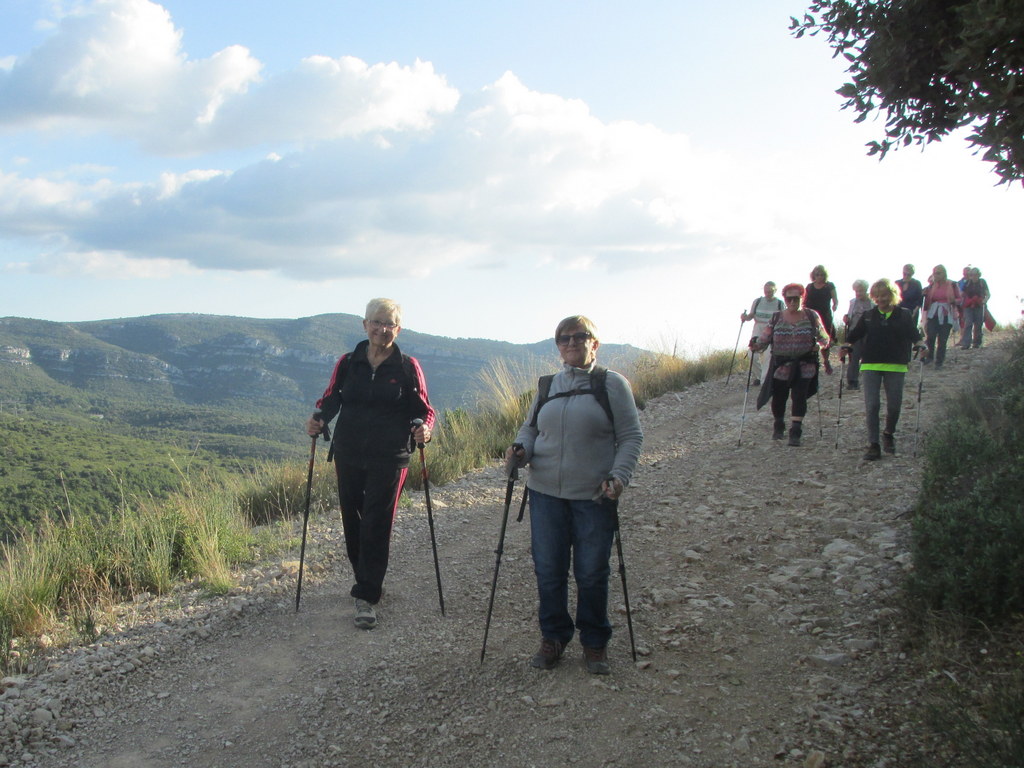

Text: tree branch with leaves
xmin=792 ymin=0 xmax=1024 ymax=185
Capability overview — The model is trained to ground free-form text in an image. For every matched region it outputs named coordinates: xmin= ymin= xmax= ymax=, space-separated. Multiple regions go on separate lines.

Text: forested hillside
xmin=0 ymin=313 xmax=645 ymax=535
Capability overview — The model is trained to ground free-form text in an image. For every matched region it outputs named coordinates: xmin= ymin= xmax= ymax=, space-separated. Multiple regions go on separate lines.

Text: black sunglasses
xmin=785 ymin=295 xmax=802 ymax=301
xmin=556 ymin=332 xmax=593 ymax=346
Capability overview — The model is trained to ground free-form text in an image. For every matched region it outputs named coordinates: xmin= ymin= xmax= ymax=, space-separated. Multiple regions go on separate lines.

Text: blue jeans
xmin=961 ymin=305 xmax=985 ymax=348
xmin=529 ymin=489 xmax=616 ymax=649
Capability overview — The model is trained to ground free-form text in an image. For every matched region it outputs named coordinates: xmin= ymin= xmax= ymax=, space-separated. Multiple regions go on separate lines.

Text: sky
xmin=1 ymin=0 xmax=1021 ymax=354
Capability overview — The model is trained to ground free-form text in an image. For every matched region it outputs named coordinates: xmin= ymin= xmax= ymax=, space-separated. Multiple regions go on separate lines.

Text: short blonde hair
xmin=365 ymin=298 xmax=402 ymax=325
xmin=555 ymin=315 xmax=599 ymax=343
xmin=852 ymin=279 xmax=869 ymax=293
xmin=870 ymin=278 xmax=901 ymax=305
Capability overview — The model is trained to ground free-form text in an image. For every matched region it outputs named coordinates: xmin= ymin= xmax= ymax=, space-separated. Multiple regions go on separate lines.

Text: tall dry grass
xmin=0 ymin=344 xmax=734 ymax=668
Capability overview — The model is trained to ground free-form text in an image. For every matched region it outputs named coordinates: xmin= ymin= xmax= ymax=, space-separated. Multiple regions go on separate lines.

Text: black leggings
xmin=335 ymin=461 xmax=408 ymax=603
xmin=771 ymin=376 xmax=812 ymax=419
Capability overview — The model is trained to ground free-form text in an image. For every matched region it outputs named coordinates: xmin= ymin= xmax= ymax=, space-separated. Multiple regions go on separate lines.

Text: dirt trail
xmin=2 ymin=335 xmax=1011 ymax=768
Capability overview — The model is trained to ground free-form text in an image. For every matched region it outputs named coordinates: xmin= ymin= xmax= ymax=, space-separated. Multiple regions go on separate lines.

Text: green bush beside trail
xmin=909 ymin=329 xmax=1024 ymax=621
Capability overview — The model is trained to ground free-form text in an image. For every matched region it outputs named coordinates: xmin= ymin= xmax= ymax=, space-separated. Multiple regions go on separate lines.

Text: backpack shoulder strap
xmin=590 ymin=366 xmax=614 ymax=425
xmin=528 ymin=374 xmax=556 ymax=428
xmin=400 ymin=354 xmax=419 ymax=394
xmin=528 ymin=367 xmax=614 ymax=427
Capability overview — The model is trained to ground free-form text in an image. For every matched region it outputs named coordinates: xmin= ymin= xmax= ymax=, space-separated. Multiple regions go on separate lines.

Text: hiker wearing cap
xmin=506 ymin=315 xmax=643 ymax=675
xmin=305 ymin=298 xmax=435 ymax=630
xmin=740 ymin=281 xmax=785 ymax=386
xmin=751 ymin=283 xmax=831 ymax=447
xmin=841 ymin=278 xmax=924 ymax=461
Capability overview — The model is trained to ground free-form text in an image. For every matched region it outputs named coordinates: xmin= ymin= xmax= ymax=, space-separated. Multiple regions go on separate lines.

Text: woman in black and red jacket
xmin=306 ymin=298 xmax=435 ymax=630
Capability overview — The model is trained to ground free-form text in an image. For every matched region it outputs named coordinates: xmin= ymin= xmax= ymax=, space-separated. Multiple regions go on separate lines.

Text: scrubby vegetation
xmin=0 ymin=346 xmax=728 ymax=669
xmin=907 ymin=328 xmax=1024 ymax=767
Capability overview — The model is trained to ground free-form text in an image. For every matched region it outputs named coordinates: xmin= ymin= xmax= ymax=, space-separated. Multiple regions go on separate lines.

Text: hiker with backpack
xmin=750 ymin=283 xmax=831 ymax=446
xmin=895 ymin=264 xmax=924 ymax=328
xmin=959 ymin=267 xmax=991 ymax=350
xmin=805 ymin=265 xmax=839 ymax=375
xmin=842 ymin=279 xmax=874 ymax=391
xmin=840 ymin=278 xmax=925 ymax=460
xmin=305 ymin=298 xmax=435 ymax=630
xmin=922 ymin=265 xmax=961 ymax=368
xmin=740 ymin=281 xmax=785 ymax=386
xmin=505 ymin=315 xmax=643 ymax=675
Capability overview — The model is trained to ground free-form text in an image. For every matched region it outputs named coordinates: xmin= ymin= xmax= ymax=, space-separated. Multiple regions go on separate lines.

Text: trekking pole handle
xmin=412 ymin=418 xmax=426 ymax=450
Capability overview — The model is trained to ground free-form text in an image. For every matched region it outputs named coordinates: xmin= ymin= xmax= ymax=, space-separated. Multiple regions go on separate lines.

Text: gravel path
xmin=1 ymin=336 xmax=1010 ymax=768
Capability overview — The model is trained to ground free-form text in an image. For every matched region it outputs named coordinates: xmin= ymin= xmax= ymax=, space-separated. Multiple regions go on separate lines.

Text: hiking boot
xmin=753 ymin=378 xmax=761 ymax=386
xmin=530 ymin=638 xmax=564 ymax=670
xmin=354 ymin=599 xmax=377 ymax=630
xmin=847 ymin=381 xmax=859 ymax=390
xmin=787 ymin=421 xmax=802 ymax=447
xmin=823 ymin=359 xmax=833 ymax=375
xmin=882 ymin=432 xmax=896 ymax=454
xmin=863 ymin=443 xmax=882 ymax=461
xmin=583 ymin=646 xmax=611 ymax=675
xmin=772 ymin=417 xmax=785 ymax=440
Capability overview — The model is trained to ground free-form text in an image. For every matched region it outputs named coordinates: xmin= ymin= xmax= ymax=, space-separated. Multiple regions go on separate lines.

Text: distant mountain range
xmin=0 ymin=313 xmax=646 ymax=532
xmin=0 ymin=312 xmax=644 ymax=418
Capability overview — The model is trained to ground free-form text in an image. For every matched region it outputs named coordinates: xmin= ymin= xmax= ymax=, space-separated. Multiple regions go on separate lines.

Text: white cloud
xmin=0 ymin=0 xmax=457 ymax=154
xmin=0 ymin=0 xmax=1019 ymax=331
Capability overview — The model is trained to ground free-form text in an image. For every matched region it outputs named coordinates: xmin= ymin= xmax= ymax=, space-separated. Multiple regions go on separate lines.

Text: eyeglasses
xmin=556 ymin=332 xmax=593 ymax=346
xmin=784 ymin=295 xmax=802 ymax=302
xmin=368 ymin=319 xmax=398 ymax=331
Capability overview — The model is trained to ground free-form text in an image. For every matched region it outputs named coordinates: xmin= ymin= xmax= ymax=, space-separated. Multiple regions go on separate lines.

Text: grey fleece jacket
xmin=514 ymin=363 xmax=643 ymax=501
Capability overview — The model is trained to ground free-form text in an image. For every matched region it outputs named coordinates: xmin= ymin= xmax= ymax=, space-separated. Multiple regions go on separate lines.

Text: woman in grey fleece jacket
xmin=507 ymin=315 xmax=643 ymax=674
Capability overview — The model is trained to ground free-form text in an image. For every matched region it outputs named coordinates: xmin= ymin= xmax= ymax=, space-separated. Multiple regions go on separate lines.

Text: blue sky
xmin=1 ymin=0 xmax=1020 ymax=352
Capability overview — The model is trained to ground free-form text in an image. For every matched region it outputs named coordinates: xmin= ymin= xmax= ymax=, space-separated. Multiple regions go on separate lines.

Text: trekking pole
xmin=913 ymin=349 xmax=925 ymax=457
xmin=725 ymin=316 xmax=747 ymax=386
xmin=296 ymin=422 xmax=330 ymax=613
xmin=737 ymin=347 xmax=756 ymax=446
xmin=834 ymin=357 xmax=846 ymax=449
xmin=412 ymin=419 xmax=445 ymax=616
xmin=608 ymin=487 xmax=637 ymax=662
xmin=481 ymin=450 xmax=520 ymax=663
xmin=816 ymin=371 xmax=824 ymax=439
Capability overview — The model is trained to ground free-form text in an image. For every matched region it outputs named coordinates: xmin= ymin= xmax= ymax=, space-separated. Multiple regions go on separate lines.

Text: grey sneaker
xmin=583 ymin=646 xmax=610 ymax=675
xmin=354 ymin=599 xmax=377 ymax=630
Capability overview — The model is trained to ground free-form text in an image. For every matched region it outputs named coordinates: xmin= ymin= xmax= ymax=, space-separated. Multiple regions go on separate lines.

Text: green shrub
xmin=924 ymin=666 xmax=1024 ymax=768
xmin=908 ymin=330 xmax=1024 ymax=621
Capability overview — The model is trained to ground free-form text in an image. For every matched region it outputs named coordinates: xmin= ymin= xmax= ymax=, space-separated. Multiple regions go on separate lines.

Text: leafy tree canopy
xmin=792 ymin=0 xmax=1024 ymax=185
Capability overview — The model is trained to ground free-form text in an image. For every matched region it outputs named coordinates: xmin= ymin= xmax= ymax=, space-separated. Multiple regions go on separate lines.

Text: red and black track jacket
xmin=314 ymin=340 xmax=435 ymax=468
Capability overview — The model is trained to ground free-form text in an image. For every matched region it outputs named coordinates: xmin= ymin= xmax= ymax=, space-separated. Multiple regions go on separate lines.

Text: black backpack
xmin=528 ymin=366 xmax=614 ymax=427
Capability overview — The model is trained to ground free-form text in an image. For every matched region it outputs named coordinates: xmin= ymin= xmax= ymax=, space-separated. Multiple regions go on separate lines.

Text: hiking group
xmin=301 ymin=268 xmax=990 ymax=672
xmin=305 ymin=300 xmax=642 ymax=675
xmin=739 ymin=263 xmax=992 ymax=460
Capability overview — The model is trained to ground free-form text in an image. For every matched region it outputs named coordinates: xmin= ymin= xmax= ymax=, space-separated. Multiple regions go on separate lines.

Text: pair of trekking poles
xmin=479 ymin=453 xmax=637 ymax=664
xmin=295 ymin=427 xmax=637 ymax=664
xmin=294 ymin=418 xmax=445 ymax=615
xmin=737 ymin=343 xmax=928 ymax=454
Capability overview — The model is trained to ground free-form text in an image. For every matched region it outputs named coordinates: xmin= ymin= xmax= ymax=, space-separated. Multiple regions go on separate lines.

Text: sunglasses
xmin=785 ymin=295 xmax=802 ymax=301
xmin=556 ymin=332 xmax=593 ymax=346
